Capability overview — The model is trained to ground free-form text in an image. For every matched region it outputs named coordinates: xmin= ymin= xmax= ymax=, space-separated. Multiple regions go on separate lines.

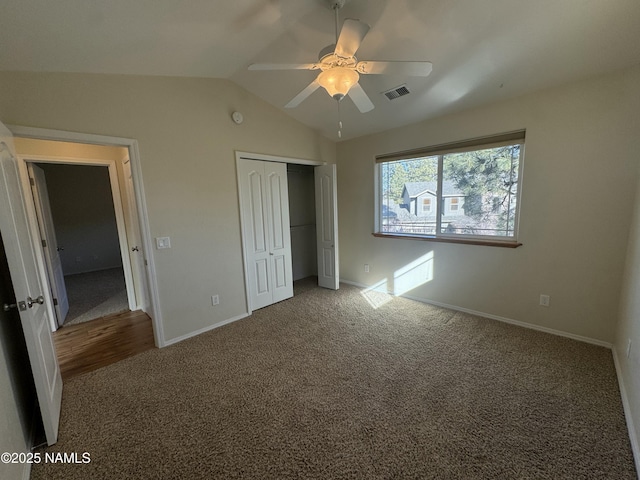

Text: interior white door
xmin=122 ymin=158 xmax=148 ymax=311
xmin=238 ymin=159 xmax=293 ymax=311
xmin=28 ymin=163 xmax=69 ymax=326
xmin=315 ymin=164 xmax=339 ymax=290
xmin=265 ymin=162 xmax=294 ymax=304
xmin=0 ymin=122 xmax=62 ymax=446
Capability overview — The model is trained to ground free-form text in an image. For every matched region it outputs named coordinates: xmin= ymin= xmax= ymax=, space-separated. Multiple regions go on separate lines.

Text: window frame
xmin=374 ymin=131 xmax=525 ymax=248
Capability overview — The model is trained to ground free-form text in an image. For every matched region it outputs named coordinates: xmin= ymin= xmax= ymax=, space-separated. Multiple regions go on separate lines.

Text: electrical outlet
xmin=364 ymin=264 xmax=370 ymax=273
xmin=627 ymin=339 xmax=632 ymax=358
xmin=539 ymin=294 xmax=550 ymax=307
xmin=211 ymin=295 xmax=219 ymax=306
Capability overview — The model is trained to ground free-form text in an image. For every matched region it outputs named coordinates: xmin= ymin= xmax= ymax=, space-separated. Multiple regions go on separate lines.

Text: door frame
xmin=235 ymin=151 xmax=334 ymax=315
xmin=20 ymin=154 xmax=138 ymax=329
xmin=7 ymin=125 xmax=165 ymax=347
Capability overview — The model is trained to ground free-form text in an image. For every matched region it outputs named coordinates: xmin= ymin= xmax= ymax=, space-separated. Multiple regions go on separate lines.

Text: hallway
xmin=53 ymin=310 xmax=154 ymax=380
xmin=64 ymin=267 xmax=129 ymax=326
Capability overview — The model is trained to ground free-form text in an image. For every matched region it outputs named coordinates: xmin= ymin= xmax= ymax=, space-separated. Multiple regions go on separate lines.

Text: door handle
xmin=26 ymin=295 xmax=45 ymax=308
xmin=4 ymin=300 xmax=29 ymax=311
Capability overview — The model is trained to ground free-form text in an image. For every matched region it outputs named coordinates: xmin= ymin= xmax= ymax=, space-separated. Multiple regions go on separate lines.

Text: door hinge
xmin=41 ymin=239 xmax=47 ymax=248
xmin=53 ymin=298 xmax=58 ymax=306
xmin=29 ymin=177 xmax=35 ymax=186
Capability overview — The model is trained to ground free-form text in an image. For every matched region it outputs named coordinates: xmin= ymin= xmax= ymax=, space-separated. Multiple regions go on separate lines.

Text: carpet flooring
xmin=63 ymin=267 xmax=129 ymax=326
xmin=31 ymin=280 xmax=636 ymax=479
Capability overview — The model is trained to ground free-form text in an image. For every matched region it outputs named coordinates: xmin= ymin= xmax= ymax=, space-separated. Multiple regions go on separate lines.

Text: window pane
xmin=441 ymin=145 xmax=520 ymax=237
xmin=380 ymin=156 xmax=438 ymax=235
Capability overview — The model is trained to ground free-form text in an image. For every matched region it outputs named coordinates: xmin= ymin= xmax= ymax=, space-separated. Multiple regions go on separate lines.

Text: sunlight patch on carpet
xmin=360 ymin=279 xmax=394 ymax=309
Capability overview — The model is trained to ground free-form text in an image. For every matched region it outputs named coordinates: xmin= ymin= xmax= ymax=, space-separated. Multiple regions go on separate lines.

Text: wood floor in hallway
xmin=53 ymin=310 xmax=155 ymax=380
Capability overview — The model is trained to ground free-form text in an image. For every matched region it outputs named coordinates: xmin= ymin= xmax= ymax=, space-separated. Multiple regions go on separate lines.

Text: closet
xmin=237 ymin=154 xmax=338 ymax=312
xmin=287 ymin=163 xmax=317 ymax=282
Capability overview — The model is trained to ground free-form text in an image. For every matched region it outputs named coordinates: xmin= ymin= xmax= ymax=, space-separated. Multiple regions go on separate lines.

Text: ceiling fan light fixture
xmin=318 ymin=67 xmax=359 ymax=101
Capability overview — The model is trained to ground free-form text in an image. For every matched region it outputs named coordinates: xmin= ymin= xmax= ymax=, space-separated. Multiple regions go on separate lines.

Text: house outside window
xmin=376 ymin=131 xmax=524 ymax=243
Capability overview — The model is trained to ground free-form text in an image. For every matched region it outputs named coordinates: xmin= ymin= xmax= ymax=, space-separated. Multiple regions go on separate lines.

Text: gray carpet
xmin=63 ymin=267 xmax=128 ymax=326
xmin=31 ymin=281 xmax=636 ymax=479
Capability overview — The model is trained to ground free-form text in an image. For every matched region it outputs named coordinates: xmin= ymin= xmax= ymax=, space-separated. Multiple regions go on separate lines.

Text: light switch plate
xmin=156 ymin=236 xmax=171 ymax=249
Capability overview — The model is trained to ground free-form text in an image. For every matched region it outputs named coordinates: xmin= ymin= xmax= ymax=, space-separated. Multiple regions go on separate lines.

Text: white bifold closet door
xmin=237 ymin=159 xmax=293 ymax=311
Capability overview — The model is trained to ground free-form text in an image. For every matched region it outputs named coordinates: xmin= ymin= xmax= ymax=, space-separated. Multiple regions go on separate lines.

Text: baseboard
xmin=340 ymin=279 xmax=612 ymax=348
xmin=64 ymin=265 xmax=124 ymax=276
xmin=612 ymin=346 xmax=640 ymax=476
xmin=163 ymin=312 xmax=250 ymax=347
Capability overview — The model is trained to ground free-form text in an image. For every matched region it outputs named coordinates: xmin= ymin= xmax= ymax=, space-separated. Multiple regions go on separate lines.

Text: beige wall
xmin=0 ymin=72 xmax=336 ymax=342
xmin=615 ymin=169 xmax=640 ymax=467
xmin=337 ymin=65 xmax=640 ymax=344
xmin=38 ymin=163 xmax=122 ymax=275
xmin=14 ymin=137 xmax=127 ymax=161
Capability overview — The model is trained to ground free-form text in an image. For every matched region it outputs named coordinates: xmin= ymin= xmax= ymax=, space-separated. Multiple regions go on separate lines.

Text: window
xmin=376 ymin=131 xmax=524 ymax=245
xmin=449 ymin=197 xmax=459 ymax=212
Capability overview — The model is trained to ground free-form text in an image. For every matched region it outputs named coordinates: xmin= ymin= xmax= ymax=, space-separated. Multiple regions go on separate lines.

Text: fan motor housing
xmin=318 ymin=47 xmax=357 ymax=70
xmin=327 ymin=0 xmax=348 ymax=9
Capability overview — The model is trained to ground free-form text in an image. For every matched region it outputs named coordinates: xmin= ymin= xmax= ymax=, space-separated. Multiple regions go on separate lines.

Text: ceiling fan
xmin=248 ymin=0 xmax=433 ymax=114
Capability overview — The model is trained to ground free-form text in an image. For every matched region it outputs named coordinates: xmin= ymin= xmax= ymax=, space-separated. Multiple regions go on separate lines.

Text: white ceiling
xmin=1 ymin=0 xmax=639 ymax=141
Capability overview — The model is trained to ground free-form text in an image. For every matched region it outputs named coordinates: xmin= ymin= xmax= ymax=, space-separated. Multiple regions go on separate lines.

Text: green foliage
xmin=444 ymin=146 xmax=519 ymax=196
xmin=444 ymin=146 xmax=519 ymax=221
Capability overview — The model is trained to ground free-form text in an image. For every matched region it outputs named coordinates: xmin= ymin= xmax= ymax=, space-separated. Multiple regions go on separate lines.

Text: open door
xmin=27 ymin=163 xmax=69 ymax=326
xmin=0 ymin=122 xmax=62 ymax=445
xmin=315 ymin=164 xmax=339 ymax=290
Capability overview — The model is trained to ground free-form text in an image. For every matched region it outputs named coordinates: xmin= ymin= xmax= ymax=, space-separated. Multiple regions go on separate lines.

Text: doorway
xmin=15 ymin=137 xmax=144 ymax=331
xmin=287 ymin=163 xmax=317 ymax=282
xmin=6 ymin=126 xmax=163 ymax=349
xmin=34 ymin=163 xmax=129 ymax=326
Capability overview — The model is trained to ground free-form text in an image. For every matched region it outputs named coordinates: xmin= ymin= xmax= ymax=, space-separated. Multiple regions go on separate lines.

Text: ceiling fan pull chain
xmin=337 ymin=98 xmax=343 ymax=138
xmin=334 ymin=3 xmax=340 ymax=45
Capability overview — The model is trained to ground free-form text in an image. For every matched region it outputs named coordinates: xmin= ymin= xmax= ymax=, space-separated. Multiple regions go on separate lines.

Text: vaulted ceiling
xmin=1 ymin=0 xmax=639 ymax=141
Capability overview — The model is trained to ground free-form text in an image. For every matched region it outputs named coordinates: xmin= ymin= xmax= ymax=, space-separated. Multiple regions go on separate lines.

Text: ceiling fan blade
xmin=285 ymin=78 xmax=321 ymax=108
xmin=348 ymin=83 xmax=374 ymax=113
xmin=356 ymin=61 xmax=433 ymax=76
xmin=335 ymin=19 xmax=370 ymax=58
xmin=248 ymin=63 xmax=319 ymax=71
